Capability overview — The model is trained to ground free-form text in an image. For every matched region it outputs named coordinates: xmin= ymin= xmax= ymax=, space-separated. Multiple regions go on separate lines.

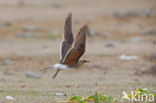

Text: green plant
xmin=68 ymin=88 xmax=156 ymax=103
xmin=94 ymin=92 xmax=99 ymax=103
xmin=69 ymin=92 xmax=114 ymax=103
xmin=106 ymin=96 xmax=111 ymax=103
xmin=69 ymin=96 xmax=87 ymax=103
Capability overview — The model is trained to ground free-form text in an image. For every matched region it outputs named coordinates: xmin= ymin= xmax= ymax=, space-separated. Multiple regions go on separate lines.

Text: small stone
xmin=105 ymin=42 xmax=116 ymax=47
xmin=135 ymin=65 xmax=156 ymax=75
xmin=2 ymin=21 xmax=11 ymax=27
xmin=113 ymin=11 xmax=124 ymax=19
xmin=6 ymin=96 xmax=15 ymax=100
xmin=142 ymin=30 xmax=156 ymax=35
xmin=88 ymin=29 xmax=97 ymax=36
xmin=65 ymin=85 xmax=71 ymax=88
xmin=88 ymin=29 xmax=99 ymax=36
xmin=17 ymin=0 xmax=25 ymax=6
xmin=113 ymin=9 xmax=156 ymax=19
xmin=95 ymin=83 xmax=98 ymax=86
xmin=25 ymin=71 xmax=40 ymax=79
xmin=148 ymin=65 xmax=156 ymax=74
xmin=2 ymin=59 xmax=14 ymax=65
xmin=137 ymin=9 xmax=154 ymax=17
xmin=103 ymin=66 xmax=116 ymax=70
xmin=133 ymin=78 xmax=140 ymax=81
xmin=52 ymin=1 xmax=63 ymax=8
xmin=119 ymin=54 xmax=138 ymax=60
xmin=0 ymin=78 xmax=6 ymax=82
xmin=130 ymin=37 xmax=144 ymax=43
xmin=149 ymin=54 xmax=156 ymax=61
xmin=113 ymin=11 xmax=138 ymax=19
xmin=153 ymin=40 xmax=156 ymax=45
xmin=55 ymin=92 xmax=66 ymax=96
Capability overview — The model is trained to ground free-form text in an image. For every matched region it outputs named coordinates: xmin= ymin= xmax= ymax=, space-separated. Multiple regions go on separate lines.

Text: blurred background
xmin=0 ymin=0 xmax=156 ymax=102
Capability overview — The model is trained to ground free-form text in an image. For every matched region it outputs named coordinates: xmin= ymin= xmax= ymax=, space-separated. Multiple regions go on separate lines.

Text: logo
xmin=122 ymin=88 xmax=155 ymax=102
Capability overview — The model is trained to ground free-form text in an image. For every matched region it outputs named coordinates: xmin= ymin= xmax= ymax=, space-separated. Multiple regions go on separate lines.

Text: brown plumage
xmin=60 ymin=13 xmax=73 ymax=61
xmin=62 ymin=25 xmax=88 ymax=66
xmin=41 ymin=13 xmax=89 ymax=78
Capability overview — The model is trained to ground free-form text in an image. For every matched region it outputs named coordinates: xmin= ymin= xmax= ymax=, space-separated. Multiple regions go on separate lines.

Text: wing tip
xmin=66 ymin=12 xmax=72 ymax=20
xmin=80 ymin=24 xmax=89 ymax=36
xmin=83 ymin=24 xmax=88 ymax=30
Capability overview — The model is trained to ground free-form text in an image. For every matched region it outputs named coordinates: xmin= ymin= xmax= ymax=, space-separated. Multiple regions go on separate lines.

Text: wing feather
xmin=62 ymin=25 xmax=88 ymax=66
xmin=60 ymin=13 xmax=74 ymax=61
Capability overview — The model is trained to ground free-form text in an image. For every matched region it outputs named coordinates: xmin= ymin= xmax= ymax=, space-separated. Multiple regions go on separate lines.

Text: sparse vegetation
xmin=68 ymin=88 xmax=156 ymax=103
xmin=0 ymin=0 xmax=156 ymax=102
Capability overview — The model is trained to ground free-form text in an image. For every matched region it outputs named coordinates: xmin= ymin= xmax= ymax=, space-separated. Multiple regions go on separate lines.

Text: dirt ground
xmin=0 ymin=0 xmax=156 ymax=102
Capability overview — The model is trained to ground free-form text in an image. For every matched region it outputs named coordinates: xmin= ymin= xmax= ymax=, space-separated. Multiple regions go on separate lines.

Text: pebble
xmin=148 ymin=65 xmax=156 ymax=74
xmin=2 ymin=59 xmax=14 ymax=65
xmin=25 ymin=71 xmax=40 ymax=79
xmin=55 ymin=92 xmax=66 ymax=96
xmin=17 ymin=0 xmax=25 ymax=6
xmin=52 ymin=1 xmax=63 ymax=8
xmin=135 ymin=65 xmax=156 ymax=75
xmin=149 ymin=54 xmax=156 ymax=61
xmin=119 ymin=54 xmax=138 ymax=60
xmin=105 ymin=42 xmax=116 ymax=47
xmin=2 ymin=21 xmax=12 ymax=27
xmin=113 ymin=9 xmax=156 ymax=19
xmin=0 ymin=78 xmax=6 ymax=82
xmin=130 ymin=37 xmax=144 ymax=43
xmin=6 ymin=96 xmax=15 ymax=100
xmin=65 ymin=84 xmax=71 ymax=88
xmin=142 ymin=29 xmax=156 ymax=35
xmin=113 ymin=11 xmax=138 ymax=19
xmin=103 ymin=66 xmax=116 ymax=70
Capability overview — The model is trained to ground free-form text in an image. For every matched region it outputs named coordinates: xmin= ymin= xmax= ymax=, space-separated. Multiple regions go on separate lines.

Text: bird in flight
xmin=41 ymin=13 xmax=90 ymax=78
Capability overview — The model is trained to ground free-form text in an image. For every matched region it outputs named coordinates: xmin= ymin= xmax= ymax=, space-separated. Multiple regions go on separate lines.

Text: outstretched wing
xmin=62 ymin=25 xmax=88 ymax=66
xmin=60 ymin=13 xmax=74 ymax=61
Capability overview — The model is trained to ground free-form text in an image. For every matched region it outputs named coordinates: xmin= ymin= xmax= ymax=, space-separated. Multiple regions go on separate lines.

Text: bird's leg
xmin=52 ymin=69 xmax=61 ymax=79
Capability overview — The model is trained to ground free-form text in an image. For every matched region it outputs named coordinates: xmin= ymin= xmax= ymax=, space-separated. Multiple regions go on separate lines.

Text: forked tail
xmin=39 ymin=63 xmax=64 ymax=79
xmin=40 ymin=65 xmax=56 ymax=71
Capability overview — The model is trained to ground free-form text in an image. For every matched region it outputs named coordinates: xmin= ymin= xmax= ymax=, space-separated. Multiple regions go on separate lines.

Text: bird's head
xmin=78 ymin=60 xmax=90 ymax=66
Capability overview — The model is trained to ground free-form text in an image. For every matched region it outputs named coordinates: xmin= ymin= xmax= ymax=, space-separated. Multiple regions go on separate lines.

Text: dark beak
xmin=85 ymin=60 xmax=90 ymax=62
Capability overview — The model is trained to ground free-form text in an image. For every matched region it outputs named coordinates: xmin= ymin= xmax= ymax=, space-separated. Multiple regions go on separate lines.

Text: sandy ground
xmin=0 ymin=0 xmax=156 ymax=102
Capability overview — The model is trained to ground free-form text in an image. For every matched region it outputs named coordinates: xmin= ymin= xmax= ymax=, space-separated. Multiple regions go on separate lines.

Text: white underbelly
xmin=54 ymin=63 xmax=69 ymax=69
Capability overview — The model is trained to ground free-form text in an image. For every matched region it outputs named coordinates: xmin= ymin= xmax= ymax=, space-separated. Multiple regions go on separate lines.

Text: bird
xmin=41 ymin=13 xmax=90 ymax=78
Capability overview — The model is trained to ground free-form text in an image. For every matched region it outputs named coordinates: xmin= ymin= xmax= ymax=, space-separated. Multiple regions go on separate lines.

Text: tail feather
xmin=40 ymin=63 xmax=66 ymax=79
xmin=40 ymin=66 xmax=55 ymax=71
